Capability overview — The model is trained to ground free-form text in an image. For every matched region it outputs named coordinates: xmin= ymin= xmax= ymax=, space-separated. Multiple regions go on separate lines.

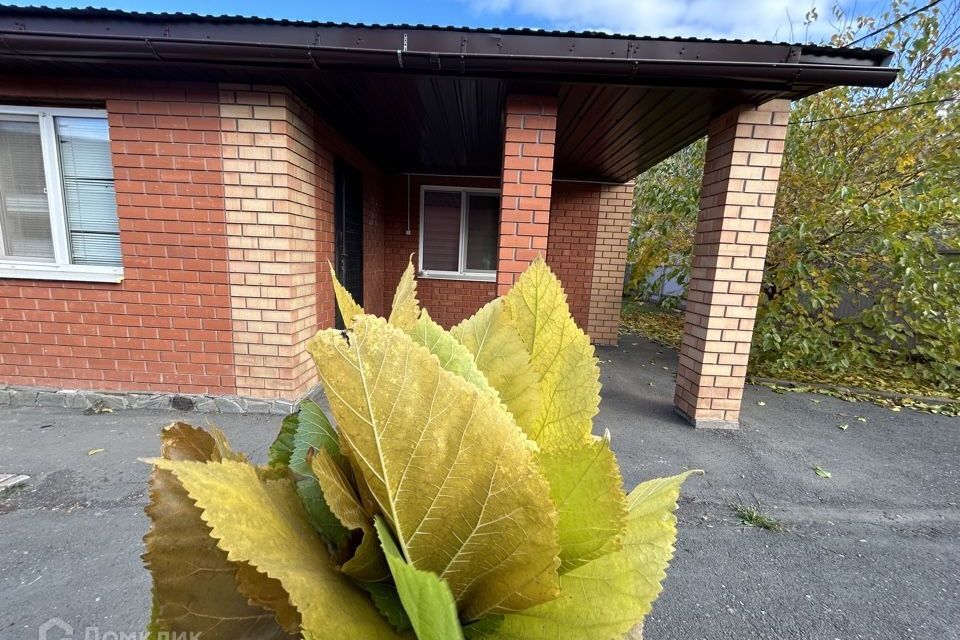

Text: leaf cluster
xmin=143 ymin=259 xmax=698 ymax=639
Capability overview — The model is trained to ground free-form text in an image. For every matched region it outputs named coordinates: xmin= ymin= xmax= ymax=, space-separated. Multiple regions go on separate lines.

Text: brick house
xmin=0 ymin=7 xmax=895 ymax=427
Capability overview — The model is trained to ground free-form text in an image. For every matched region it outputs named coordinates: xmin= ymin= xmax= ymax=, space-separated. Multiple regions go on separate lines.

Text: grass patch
xmin=730 ymin=502 xmax=784 ymax=532
xmin=0 ymin=483 xmax=25 ymax=500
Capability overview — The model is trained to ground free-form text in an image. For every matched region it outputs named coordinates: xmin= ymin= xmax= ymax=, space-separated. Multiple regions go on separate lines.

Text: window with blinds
xmin=0 ymin=105 xmax=121 ymax=282
xmin=0 ymin=116 xmax=55 ymax=261
xmin=419 ymin=187 xmax=500 ymax=280
xmin=55 ymin=117 xmax=121 ymax=267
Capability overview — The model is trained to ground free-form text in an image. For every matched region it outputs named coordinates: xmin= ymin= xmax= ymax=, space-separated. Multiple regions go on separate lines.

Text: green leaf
xmin=375 ymin=516 xmax=465 ymax=640
xmin=268 ymin=412 xmax=299 ymax=468
xmin=813 ymin=465 xmax=832 ymax=478
xmin=150 ymin=458 xmax=403 ymax=640
xmin=410 ymin=309 xmax=497 ymax=397
xmin=307 ymin=314 xmax=561 ymax=621
xmin=451 ymin=299 xmax=542 ymax=437
xmin=311 ymin=447 xmax=388 ymax=582
xmin=463 ymin=616 xmax=504 ymax=640
xmin=475 ymin=471 xmax=699 ymax=640
xmin=536 ymin=437 xmax=628 ymax=572
xmin=290 ymin=400 xmax=339 ymax=477
xmin=144 ymin=423 xmax=296 ymax=638
xmin=296 ymin=476 xmax=349 ymax=547
xmin=506 ymin=258 xmax=601 ymax=449
xmin=278 ymin=400 xmax=349 ymax=545
xmin=358 ymin=581 xmax=413 ymax=633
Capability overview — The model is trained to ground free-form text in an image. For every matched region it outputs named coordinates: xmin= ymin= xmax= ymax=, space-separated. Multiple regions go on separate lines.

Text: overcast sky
xmin=3 ymin=0 xmax=890 ymax=42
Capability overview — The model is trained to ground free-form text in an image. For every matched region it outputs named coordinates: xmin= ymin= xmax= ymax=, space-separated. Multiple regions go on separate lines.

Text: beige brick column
xmin=220 ymin=84 xmax=319 ymax=399
xmin=587 ymin=182 xmax=635 ymax=345
xmin=674 ymin=99 xmax=790 ymax=428
xmin=498 ymin=95 xmax=557 ymax=296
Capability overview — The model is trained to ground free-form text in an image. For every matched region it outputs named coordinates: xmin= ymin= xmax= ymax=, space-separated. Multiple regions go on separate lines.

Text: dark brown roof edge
xmin=0 ymin=4 xmax=899 ymax=90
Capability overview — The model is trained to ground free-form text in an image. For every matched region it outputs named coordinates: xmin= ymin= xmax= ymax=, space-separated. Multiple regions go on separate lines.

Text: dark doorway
xmin=334 ymin=158 xmax=364 ymax=329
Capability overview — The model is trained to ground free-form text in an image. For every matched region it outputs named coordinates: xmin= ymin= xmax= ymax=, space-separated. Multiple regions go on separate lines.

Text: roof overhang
xmin=0 ymin=6 xmax=899 ymax=181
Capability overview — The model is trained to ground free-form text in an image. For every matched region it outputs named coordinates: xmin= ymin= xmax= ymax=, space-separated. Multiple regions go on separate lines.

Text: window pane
xmin=0 ymin=116 xmax=55 ymax=261
xmin=56 ymin=117 xmax=121 ymax=267
xmin=466 ymin=194 xmax=499 ymax=271
xmin=421 ymin=190 xmax=461 ymax=272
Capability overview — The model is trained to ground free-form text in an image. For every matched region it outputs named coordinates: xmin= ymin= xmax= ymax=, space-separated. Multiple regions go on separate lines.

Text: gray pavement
xmin=1 ymin=335 xmax=958 ymax=639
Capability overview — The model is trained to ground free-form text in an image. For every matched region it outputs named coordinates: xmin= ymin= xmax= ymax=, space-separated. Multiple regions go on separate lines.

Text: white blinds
xmin=0 ymin=116 xmax=55 ymax=260
xmin=55 ymin=117 xmax=121 ymax=266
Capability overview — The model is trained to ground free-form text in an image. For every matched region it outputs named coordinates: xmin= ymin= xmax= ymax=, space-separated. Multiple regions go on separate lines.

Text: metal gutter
xmin=0 ymin=7 xmax=899 ymax=90
xmin=0 ymin=29 xmax=899 ymax=90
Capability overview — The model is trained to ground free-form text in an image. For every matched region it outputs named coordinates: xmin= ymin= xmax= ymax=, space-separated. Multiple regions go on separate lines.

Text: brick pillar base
xmin=498 ymin=95 xmax=557 ymax=295
xmin=674 ymin=99 xmax=790 ymax=428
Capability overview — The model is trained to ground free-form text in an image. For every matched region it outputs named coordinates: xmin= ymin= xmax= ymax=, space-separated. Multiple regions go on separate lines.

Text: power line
xmin=848 ymin=0 xmax=943 ymax=46
xmin=791 ymin=96 xmax=958 ymax=124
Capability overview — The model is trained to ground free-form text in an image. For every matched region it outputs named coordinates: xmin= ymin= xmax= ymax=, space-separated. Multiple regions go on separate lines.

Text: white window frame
xmin=418 ymin=185 xmax=500 ymax=282
xmin=0 ymin=104 xmax=123 ymax=283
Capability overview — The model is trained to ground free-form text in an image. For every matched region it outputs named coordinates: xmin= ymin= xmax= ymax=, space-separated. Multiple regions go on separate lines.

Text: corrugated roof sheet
xmin=0 ymin=3 xmax=889 ymax=57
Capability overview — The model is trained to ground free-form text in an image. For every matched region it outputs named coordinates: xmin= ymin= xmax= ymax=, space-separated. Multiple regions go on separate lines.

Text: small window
xmin=0 ymin=105 xmax=122 ymax=282
xmin=419 ymin=187 xmax=499 ymax=281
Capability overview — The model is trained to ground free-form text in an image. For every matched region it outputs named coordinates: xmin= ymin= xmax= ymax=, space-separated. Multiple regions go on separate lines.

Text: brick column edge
xmin=497 ymin=95 xmax=558 ymax=296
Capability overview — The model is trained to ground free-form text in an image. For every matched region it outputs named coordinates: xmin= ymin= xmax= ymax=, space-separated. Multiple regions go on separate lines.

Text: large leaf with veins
xmin=151 ymin=458 xmax=403 ymax=640
xmin=505 ymin=258 xmax=600 ymax=449
xmin=307 ymin=315 xmax=560 ymax=621
xmin=144 ymin=423 xmax=297 ymax=638
xmin=472 ymin=471 xmax=699 ymax=640
xmin=536 ymin=437 xmax=627 ymax=572
xmin=451 ymin=299 xmax=542 ymax=438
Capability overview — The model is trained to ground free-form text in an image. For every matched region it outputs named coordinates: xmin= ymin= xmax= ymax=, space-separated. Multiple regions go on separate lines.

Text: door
xmin=334 ymin=158 xmax=363 ymax=329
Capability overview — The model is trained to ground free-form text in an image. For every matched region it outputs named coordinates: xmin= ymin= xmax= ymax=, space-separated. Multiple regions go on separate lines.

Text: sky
xmin=0 ymin=0 xmax=891 ymax=43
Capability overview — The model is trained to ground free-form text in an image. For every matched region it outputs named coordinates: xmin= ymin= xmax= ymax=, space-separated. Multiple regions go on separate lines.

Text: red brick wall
xmin=497 ymin=95 xmax=558 ymax=295
xmin=383 ymin=175 xmax=499 ymax=328
xmin=0 ymin=77 xmax=234 ymax=394
xmin=547 ymin=182 xmax=600 ymax=329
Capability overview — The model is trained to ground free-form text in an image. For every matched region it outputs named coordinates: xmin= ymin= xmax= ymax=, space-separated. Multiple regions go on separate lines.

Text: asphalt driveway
xmin=1 ymin=335 xmax=958 ymax=639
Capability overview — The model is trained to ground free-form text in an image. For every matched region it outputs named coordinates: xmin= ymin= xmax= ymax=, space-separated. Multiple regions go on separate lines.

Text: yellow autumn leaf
xmin=311 ymin=447 xmax=388 ymax=582
xmin=451 ymin=298 xmax=542 ymax=437
xmin=388 ymin=258 xmax=420 ymax=331
xmin=536 ymin=436 xmax=628 ymax=572
xmin=307 ymin=315 xmax=561 ymax=621
xmin=506 ymin=258 xmax=601 ymax=448
xmin=145 ymin=423 xmax=297 ymax=638
xmin=329 ymin=262 xmax=364 ymax=326
xmin=476 ymin=471 xmax=700 ymax=640
xmin=150 ymin=458 xmax=403 ymax=640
